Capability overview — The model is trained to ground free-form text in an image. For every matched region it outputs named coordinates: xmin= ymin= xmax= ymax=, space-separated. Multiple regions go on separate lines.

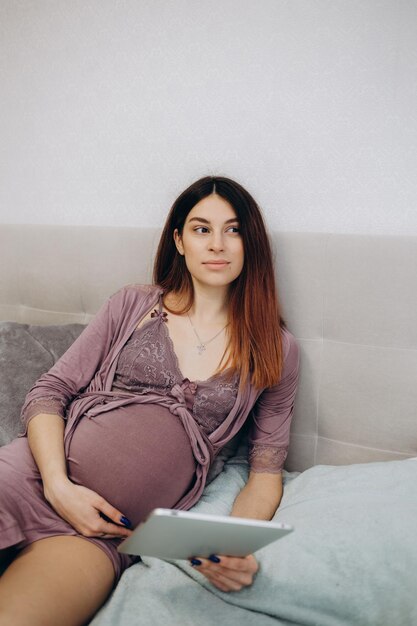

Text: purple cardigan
xmin=20 ymin=284 xmax=300 ymax=511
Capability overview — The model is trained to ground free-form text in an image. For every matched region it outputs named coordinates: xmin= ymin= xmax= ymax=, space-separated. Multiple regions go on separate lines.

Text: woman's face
xmin=173 ymin=194 xmax=244 ymax=291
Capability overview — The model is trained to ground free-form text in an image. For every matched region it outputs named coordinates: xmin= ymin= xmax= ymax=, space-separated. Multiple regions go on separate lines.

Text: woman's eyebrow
xmin=188 ymin=217 xmax=239 ymax=224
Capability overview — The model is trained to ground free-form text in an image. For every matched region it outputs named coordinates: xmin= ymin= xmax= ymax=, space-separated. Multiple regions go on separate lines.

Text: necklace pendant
xmin=197 ymin=344 xmax=206 ymax=355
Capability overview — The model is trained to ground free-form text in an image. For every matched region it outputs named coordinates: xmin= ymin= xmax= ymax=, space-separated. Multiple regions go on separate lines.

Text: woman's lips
xmin=203 ymin=261 xmax=230 ymax=269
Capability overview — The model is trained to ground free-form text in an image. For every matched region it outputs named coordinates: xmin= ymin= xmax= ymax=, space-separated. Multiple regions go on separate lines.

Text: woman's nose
xmin=208 ymin=232 xmax=224 ymax=251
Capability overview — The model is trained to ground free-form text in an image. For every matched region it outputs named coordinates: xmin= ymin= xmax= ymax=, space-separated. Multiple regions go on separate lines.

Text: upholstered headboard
xmin=1 ymin=224 xmax=416 ymax=472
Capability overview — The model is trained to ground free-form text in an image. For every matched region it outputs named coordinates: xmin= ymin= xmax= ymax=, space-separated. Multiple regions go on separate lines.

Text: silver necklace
xmin=187 ymin=313 xmax=228 ymax=355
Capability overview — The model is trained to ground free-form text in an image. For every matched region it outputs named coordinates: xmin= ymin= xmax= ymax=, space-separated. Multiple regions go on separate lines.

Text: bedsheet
xmin=91 ymin=454 xmax=417 ymax=626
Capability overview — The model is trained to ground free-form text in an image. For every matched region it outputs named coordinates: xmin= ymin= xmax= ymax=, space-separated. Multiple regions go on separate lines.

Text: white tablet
xmin=117 ymin=508 xmax=293 ymax=560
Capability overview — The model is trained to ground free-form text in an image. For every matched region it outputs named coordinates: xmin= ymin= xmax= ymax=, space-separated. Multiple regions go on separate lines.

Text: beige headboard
xmin=1 ymin=224 xmax=416 ymax=472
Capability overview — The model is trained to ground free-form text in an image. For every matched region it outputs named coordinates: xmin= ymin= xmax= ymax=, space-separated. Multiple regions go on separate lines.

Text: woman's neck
xmin=166 ymin=284 xmax=229 ymax=327
xmin=190 ymin=290 xmax=228 ymax=327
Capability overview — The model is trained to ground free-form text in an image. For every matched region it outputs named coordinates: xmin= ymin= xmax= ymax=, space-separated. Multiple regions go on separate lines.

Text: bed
xmin=1 ymin=225 xmax=416 ymax=625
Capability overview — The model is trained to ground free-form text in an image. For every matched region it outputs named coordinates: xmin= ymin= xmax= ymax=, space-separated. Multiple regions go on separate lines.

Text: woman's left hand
xmin=188 ymin=554 xmax=259 ymax=592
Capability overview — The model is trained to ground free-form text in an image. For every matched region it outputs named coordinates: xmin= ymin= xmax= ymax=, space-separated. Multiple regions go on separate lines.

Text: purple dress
xmin=1 ymin=294 xmax=286 ymax=583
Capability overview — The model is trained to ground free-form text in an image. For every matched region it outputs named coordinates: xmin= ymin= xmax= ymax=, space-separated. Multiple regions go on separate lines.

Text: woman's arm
xmin=188 ymin=473 xmax=281 ymax=592
xmin=19 ymin=288 xmax=126 ymax=436
xmin=27 ymin=412 xmax=133 ymax=539
xmin=22 ymin=287 xmax=136 ymax=538
xmin=230 ymin=471 xmax=283 ymax=520
xmin=27 ymin=413 xmax=67 ymax=492
xmin=191 ymin=332 xmax=300 ymax=591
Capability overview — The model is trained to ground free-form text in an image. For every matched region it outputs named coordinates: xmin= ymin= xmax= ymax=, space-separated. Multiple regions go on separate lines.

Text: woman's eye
xmin=193 ymin=226 xmax=240 ymax=234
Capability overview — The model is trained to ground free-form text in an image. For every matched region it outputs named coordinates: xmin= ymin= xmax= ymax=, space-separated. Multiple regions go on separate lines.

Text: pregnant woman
xmin=0 ymin=176 xmax=299 ymax=626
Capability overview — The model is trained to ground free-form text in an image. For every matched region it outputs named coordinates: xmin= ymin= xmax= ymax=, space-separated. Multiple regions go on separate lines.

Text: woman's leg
xmin=0 ymin=536 xmax=115 ymax=626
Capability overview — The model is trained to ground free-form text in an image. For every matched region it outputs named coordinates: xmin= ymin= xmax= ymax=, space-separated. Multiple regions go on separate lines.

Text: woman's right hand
xmin=43 ymin=477 xmax=134 ymax=539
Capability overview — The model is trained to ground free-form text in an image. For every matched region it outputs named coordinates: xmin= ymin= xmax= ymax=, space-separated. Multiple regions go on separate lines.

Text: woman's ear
xmin=173 ymin=229 xmax=184 ymax=255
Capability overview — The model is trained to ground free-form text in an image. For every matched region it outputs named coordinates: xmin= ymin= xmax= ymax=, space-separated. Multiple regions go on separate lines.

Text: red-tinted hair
xmin=153 ymin=175 xmax=286 ymax=389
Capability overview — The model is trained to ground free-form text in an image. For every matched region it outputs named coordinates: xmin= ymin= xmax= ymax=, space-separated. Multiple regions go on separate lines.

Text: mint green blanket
xmin=91 ymin=456 xmax=417 ymax=626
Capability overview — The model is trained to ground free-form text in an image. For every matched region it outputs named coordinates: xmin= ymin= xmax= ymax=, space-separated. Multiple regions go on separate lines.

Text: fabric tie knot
xmin=182 ymin=378 xmax=198 ymax=395
xmin=150 ymin=309 xmax=168 ymax=322
xmin=169 ymin=380 xmax=196 ymax=414
xmin=170 ymin=382 xmax=186 ymax=405
xmin=167 ymin=382 xmax=212 ymax=466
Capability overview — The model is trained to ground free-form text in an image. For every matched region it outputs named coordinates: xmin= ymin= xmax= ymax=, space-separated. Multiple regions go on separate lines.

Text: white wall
xmin=1 ymin=0 xmax=416 ymax=234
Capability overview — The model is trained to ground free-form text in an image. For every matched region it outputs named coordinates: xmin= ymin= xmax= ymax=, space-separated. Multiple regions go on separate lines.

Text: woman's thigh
xmin=0 ymin=535 xmax=115 ymax=626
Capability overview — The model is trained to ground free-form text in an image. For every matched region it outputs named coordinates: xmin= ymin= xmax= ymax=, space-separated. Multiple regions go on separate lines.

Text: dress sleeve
xmin=248 ymin=329 xmax=300 ymax=474
xmin=19 ymin=288 xmax=125 ymax=435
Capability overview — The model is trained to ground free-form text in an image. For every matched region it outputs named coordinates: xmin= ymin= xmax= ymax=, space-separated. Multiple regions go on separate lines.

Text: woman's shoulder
xmin=110 ymin=283 xmax=163 ymax=302
xmin=102 ymin=284 xmax=163 ymax=316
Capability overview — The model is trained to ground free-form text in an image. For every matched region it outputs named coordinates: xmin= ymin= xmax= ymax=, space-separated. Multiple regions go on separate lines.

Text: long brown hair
xmin=153 ymin=175 xmax=287 ymax=390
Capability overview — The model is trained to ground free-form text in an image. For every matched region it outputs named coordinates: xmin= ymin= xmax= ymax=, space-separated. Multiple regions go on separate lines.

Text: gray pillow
xmin=0 ymin=321 xmax=85 ymax=446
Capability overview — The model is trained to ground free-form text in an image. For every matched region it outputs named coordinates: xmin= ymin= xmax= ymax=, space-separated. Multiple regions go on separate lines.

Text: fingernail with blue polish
xmin=120 ymin=516 xmax=132 ymax=528
xmin=191 ymin=558 xmax=202 ymax=566
xmin=209 ymin=554 xmax=221 ymax=563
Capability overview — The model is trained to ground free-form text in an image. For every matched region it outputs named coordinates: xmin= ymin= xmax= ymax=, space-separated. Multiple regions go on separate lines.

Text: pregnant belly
xmin=66 ymin=404 xmax=197 ymax=526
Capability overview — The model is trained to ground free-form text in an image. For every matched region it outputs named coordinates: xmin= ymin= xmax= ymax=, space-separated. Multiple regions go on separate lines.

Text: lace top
xmin=22 ymin=292 xmax=292 ymax=473
xmin=111 ymin=304 xmax=240 ymax=437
